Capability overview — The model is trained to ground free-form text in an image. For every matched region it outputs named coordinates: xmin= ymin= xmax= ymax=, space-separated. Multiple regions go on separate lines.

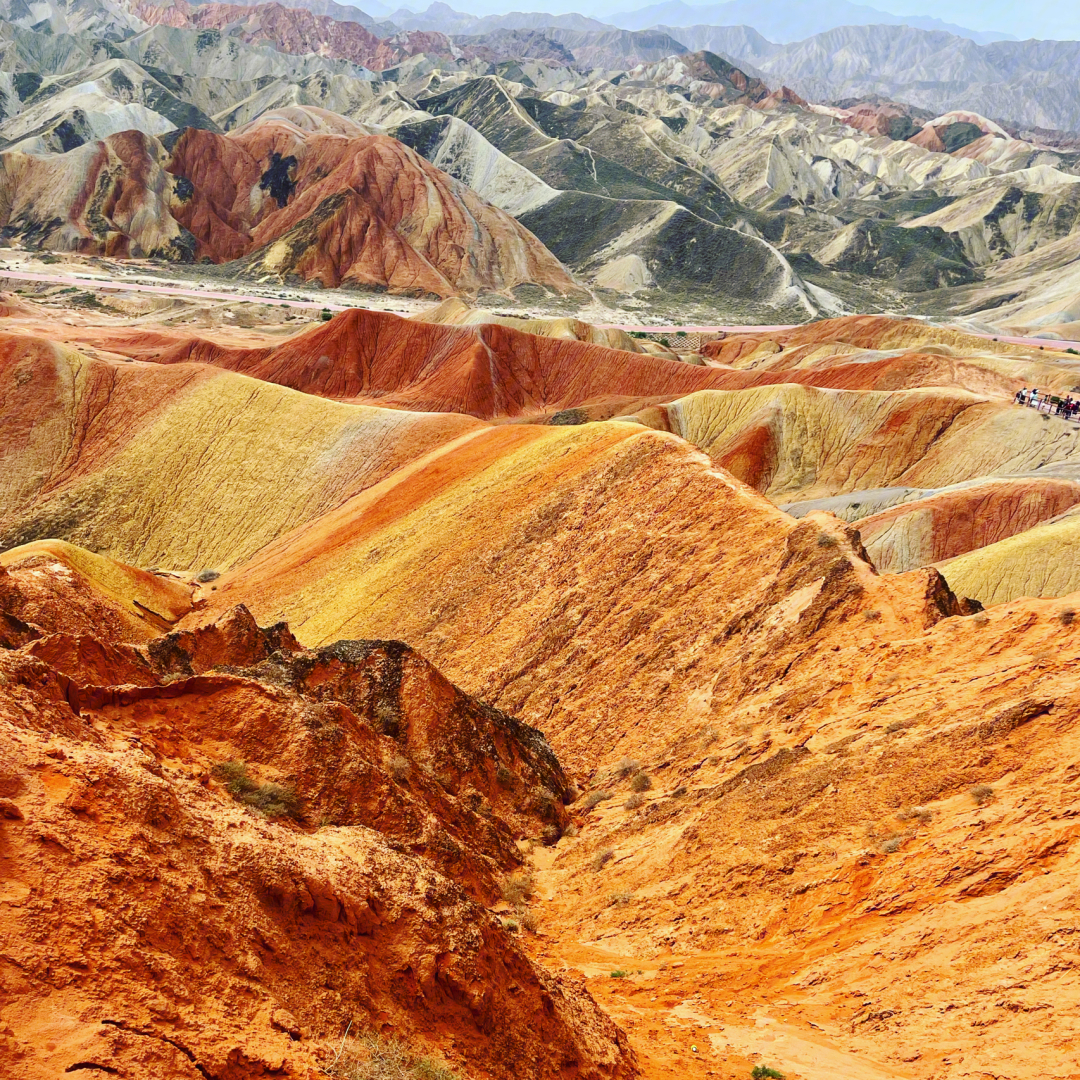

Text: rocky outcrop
xmin=170 ymin=121 xmax=576 ymax=293
xmin=0 ymin=573 xmax=636 ymax=1079
xmin=8 ymin=296 xmax=1080 ymax=1076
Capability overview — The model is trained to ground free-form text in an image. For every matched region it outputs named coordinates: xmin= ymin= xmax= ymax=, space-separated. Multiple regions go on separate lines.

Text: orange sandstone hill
xmin=8 ymin=305 xmax=1080 ymax=1077
xmin=0 ymin=119 xmax=576 ymax=296
xmin=10 ymin=304 xmax=1080 ymax=604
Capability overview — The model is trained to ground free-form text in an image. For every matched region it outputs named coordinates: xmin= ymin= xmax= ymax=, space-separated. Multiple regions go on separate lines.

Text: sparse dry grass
xmin=885 ymin=718 xmax=917 ymax=734
xmin=971 ymin=783 xmax=995 ymax=806
xmin=629 ymin=772 xmax=652 ymax=793
xmin=500 ymin=870 xmax=536 ymax=906
xmin=623 ymin=793 xmax=645 ymax=810
xmin=212 ymin=761 xmax=301 ymax=820
xmin=614 ymin=757 xmax=641 ymax=779
xmin=582 ymin=790 xmax=613 ymax=810
xmin=898 ymin=805 xmax=933 ymax=824
xmin=591 ymin=848 xmax=615 ymax=872
xmin=322 ymin=1032 xmax=460 ymax=1080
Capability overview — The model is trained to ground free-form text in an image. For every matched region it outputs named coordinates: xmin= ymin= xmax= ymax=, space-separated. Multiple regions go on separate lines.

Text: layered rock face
xmin=167 ymin=120 xmax=576 ymax=292
xmin=0 ymin=552 xmax=635 ymax=1079
xmin=0 ymin=118 xmax=576 ymax=295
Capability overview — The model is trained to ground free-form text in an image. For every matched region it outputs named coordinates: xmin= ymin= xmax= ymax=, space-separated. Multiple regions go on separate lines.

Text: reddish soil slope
xmin=857 ymin=477 xmax=1080 ymax=572
xmin=8 ymin=312 xmax=1080 ymax=1077
xmin=145 ymin=308 xmax=735 ymax=417
xmin=136 ymin=309 xmax=1055 ymax=420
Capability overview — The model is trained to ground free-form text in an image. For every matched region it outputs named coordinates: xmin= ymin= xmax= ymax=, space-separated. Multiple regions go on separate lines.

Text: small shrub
xmin=414 ymin=1060 xmax=458 ymax=1080
xmin=880 ymin=836 xmax=903 ymax=853
xmin=816 ymin=533 xmax=838 ymax=548
xmin=885 ymin=718 xmax=916 ymax=734
xmin=519 ymin=908 xmax=539 ymax=933
xmin=898 ymin=805 xmax=932 ymax=824
xmin=390 ymin=755 xmax=410 ymax=782
xmin=582 ymin=790 xmax=613 ymax=810
xmin=195 ymin=568 xmax=220 ymax=583
xmin=321 ymin=308 xmax=333 ymax=321
xmin=591 ymin=848 xmax=614 ymax=872
xmin=863 ymin=609 xmax=882 ymax=622
xmin=614 ymin=757 xmax=640 ymax=779
xmin=324 ymin=1033 xmax=462 ymax=1080
xmin=971 ymin=783 xmax=995 ymax=806
xmin=630 ymin=771 xmax=652 ymax=793
xmin=609 ymin=969 xmax=628 ymax=978
xmin=541 ymin=824 xmax=561 ymax=845
xmin=501 ymin=870 xmax=536 ymax=905
xmin=495 ymin=763 xmax=514 ymax=787
xmin=212 ymin=761 xmax=301 ymax=820
xmin=609 ymin=890 xmax=633 ymax=906
xmin=752 ymin=1068 xmax=785 ymax=1080
xmin=533 ymin=787 xmax=559 ymax=819
xmin=1059 ymin=608 xmax=1076 ymax=626
xmin=623 ymin=792 xmax=645 ymax=810
xmin=499 ymin=915 xmax=520 ymax=933
xmin=563 ymin=822 xmax=580 ymax=837
xmin=374 ymin=700 xmax=399 ymax=736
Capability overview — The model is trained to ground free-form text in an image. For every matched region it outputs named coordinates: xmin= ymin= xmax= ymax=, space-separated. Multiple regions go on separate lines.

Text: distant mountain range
xmin=344 ymin=5 xmax=1080 ymax=132
xmin=372 ymin=0 xmax=1015 ymax=44
xmin=679 ymin=24 xmax=1080 ymax=131
xmin=604 ymin=0 xmax=1015 ymax=44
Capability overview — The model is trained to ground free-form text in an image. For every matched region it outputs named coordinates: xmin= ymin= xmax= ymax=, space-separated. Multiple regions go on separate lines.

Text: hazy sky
xmin=414 ymin=0 xmax=1077 ymax=41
